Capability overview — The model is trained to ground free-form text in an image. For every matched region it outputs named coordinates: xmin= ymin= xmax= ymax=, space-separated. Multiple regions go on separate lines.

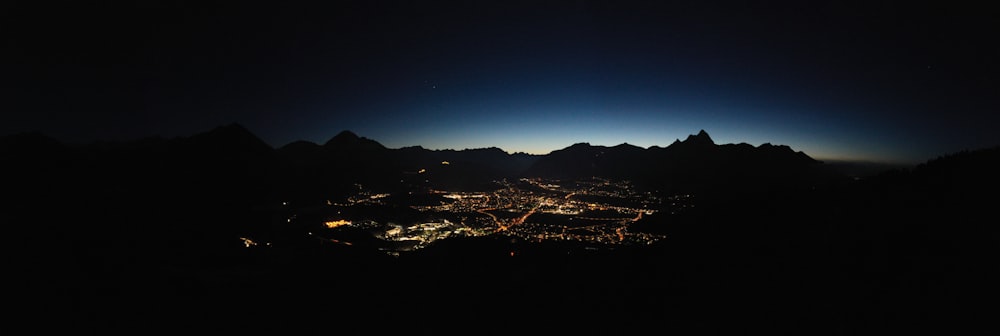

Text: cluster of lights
xmin=289 ymin=177 xmax=690 ymax=254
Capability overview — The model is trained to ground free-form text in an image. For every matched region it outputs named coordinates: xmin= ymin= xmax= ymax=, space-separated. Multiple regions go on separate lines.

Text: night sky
xmin=5 ymin=0 xmax=998 ymax=164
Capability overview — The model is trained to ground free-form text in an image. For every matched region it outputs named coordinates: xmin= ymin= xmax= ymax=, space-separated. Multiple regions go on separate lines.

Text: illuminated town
xmin=257 ymin=177 xmax=694 ymax=256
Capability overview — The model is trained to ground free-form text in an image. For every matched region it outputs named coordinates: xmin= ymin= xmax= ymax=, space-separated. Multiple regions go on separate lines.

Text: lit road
xmin=513 ymin=198 xmax=541 ymax=225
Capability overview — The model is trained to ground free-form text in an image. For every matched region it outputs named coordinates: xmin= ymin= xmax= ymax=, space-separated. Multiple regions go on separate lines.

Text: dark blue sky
xmin=5 ymin=0 xmax=998 ymax=164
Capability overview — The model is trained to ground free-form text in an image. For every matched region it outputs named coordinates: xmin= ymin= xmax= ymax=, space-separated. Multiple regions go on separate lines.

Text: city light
xmin=324 ymin=219 xmax=351 ymax=228
xmin=307 ymin=177 xmax=686 ymax=255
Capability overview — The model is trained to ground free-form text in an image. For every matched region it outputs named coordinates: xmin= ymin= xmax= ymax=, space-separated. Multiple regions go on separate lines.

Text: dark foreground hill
xmin=3 ymin=124 xmax=998 ymax=334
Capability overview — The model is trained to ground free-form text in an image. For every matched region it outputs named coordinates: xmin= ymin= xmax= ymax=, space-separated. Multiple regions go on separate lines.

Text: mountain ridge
xmin=2 ymin=123 xmax=898 ymax=191
xmin=276 ymin=127 xmax=812 ymax=158
xmin=6 ymin=123 xmax=999 ymax=334
xmin=3 ymin=123 xmax=836 ymax=196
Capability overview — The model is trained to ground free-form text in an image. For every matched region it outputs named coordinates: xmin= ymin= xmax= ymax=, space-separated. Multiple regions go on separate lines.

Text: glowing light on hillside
xmin=325 ymin=219 xmax=351 ymax=228
xmin=240 ymin=237 xmax=257 ymax=248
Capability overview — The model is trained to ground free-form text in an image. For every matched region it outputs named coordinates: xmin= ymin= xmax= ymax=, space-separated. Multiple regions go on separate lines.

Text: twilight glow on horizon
xmin=5 ymin=1 xmax=998 ymax=165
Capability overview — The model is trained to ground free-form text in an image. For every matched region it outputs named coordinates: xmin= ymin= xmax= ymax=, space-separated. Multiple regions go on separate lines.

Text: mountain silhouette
xmin=682 ymin=128 xmax=715 ymax=146
xmin=4 ymin=123 xmax=998 ymax=334
xmin=323 ymin=130 xmax=387 ymax=151
xmin=525 ymin=129 xmax=823 ymax=194
xmin=2 ymin=125 xmax=833 ymax=203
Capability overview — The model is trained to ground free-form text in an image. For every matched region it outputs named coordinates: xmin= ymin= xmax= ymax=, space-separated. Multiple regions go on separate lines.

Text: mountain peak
xmin=685 ymin=129 xmax=715 ymax=145
xmin=613 ymin=142 xmax=644 ymax=151
xmin=331 ymin=130 xmax=360 ymax=141
xmin=666 ymin=130 xmax=716 ymax=150
xmin=192 ymin=123 xmax=273 ymax=151
xmin=324 ymin=130 xmax=386 ymax=150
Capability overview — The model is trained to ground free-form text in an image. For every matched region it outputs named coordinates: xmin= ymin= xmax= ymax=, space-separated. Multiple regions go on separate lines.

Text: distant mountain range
xmin=7 ymin=122 xmax=998 ymax=213
xmin=1 ymin=123 xmax=838 ymax=196
xmin=278 ymin=125 xmax=830 ymax=195
xmin=523 ymin=129 xmax=825 ymax=192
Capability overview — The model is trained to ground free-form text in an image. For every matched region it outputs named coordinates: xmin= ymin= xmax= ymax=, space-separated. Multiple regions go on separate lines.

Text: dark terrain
xmin=4 ymin=124 xmax=997 ymax=334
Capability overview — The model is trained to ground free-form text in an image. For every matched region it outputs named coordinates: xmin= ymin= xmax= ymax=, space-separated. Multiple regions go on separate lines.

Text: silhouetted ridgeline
xmin=524 ymin=129 xmax=831 ymax=194
xmin=2 ymin=124 xmax=998 ymax=333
